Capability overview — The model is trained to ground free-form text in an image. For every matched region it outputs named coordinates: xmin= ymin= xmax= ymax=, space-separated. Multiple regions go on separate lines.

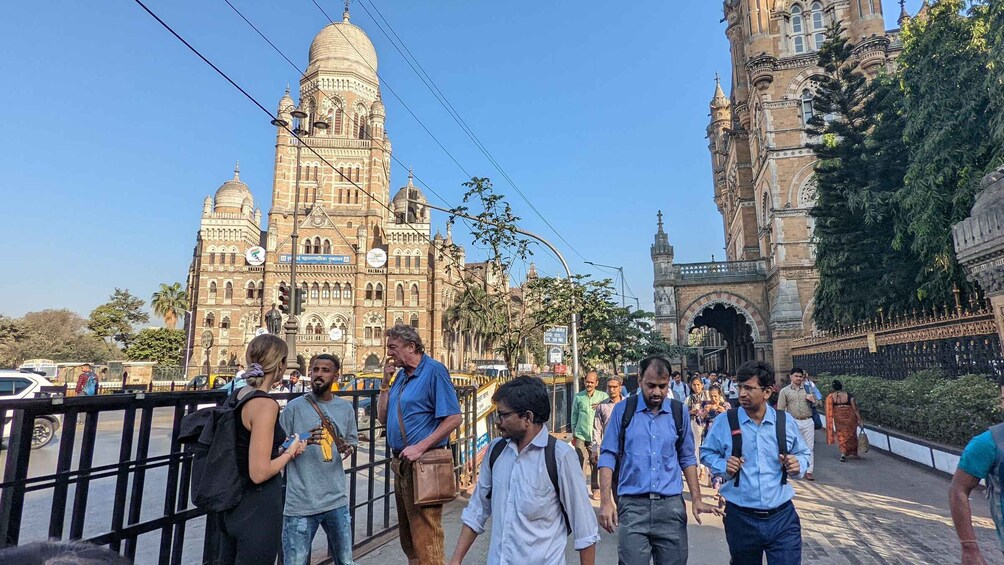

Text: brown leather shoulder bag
xmin=396 ymin=379 xmax=457 ymax=506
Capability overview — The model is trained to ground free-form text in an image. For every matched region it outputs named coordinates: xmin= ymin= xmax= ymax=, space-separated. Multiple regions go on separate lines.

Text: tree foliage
xmin=0 ymin=310 xmax=109 ymax=366
xmin=88 ymin=288 xmax=150 ymax=352
xmin=127 ymin=328 xmax=186 ymax=365
xmin=151 ymin=282 xmax=188 ymax=329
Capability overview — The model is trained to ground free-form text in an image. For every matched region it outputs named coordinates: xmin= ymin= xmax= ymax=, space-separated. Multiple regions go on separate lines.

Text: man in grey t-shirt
xmin=279 ymin=354 xmax=358 ymax=565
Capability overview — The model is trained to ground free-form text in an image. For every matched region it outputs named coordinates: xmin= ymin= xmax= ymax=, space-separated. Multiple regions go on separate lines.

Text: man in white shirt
xmin=450 ymin=377 xmax=599 ymax=565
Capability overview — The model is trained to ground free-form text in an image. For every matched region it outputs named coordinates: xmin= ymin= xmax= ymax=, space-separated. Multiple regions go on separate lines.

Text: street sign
xmin=544 ymin=326 xmax=568 ymax=346
xmin=548 ymin=346 xmax=563 ymax=364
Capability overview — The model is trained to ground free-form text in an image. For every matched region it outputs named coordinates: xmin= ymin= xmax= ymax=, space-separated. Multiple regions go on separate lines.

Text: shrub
xmin=818 ymin=371 xmax=1003 ymax=448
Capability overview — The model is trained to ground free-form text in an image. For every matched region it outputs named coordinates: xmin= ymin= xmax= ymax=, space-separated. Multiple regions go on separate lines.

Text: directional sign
xmin=548 ymin=346 xmax=563 ymax=365
xmin=544 ymin=326 xmax=569 ymax=346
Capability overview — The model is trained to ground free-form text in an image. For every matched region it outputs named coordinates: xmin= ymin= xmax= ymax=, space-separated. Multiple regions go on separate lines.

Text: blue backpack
xmin=82 ymin=372 xmax=97 ymax=396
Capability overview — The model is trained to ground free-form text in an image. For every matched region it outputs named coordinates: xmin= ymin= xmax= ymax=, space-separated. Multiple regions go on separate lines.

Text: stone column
xmin=953 ymin=166 xmax=1004 ymax=348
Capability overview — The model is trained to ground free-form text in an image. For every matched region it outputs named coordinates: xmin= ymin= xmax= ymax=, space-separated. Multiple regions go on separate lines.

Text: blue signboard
xmin=278 ymin=254 xmax=351 ymax=265
xmin=544 ymin=326 xmax=569 ymax=346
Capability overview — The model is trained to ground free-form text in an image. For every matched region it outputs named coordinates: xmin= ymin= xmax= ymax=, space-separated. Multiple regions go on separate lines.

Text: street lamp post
xmin=420 ymin=200 xmax=582 ymax=394
xmin=584 ymin=261 xmax=629 ymax=309
xmin=271 ymin=106 xmax=328 ymax=371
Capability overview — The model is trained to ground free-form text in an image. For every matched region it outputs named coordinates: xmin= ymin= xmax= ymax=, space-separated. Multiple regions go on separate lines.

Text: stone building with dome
xmin=651 ymin=0 xmax=912 ymax=372
xmin=185 ymin=7 xmax=469 ymax=374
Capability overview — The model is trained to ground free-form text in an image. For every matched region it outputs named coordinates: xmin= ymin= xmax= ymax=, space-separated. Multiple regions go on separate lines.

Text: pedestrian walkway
xmin=354 ymin=432 xmax=1003 ymax=564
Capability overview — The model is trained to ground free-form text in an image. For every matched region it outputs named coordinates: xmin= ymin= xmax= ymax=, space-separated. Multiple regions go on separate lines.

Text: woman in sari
xmin=825 ymin=380 xmax=863 ymax=462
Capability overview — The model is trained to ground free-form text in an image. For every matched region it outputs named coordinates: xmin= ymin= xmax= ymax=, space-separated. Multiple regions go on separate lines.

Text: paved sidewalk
xmin=355 ymin=431 xmax=1003 ymax=564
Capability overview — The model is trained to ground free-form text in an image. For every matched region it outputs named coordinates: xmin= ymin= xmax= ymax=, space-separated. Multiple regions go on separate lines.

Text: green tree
xmin=0 ymin=310 xmax=109 ymax=366
xmin=986 ymin=0 xmax=1004 ymax=148
xmin=806 ymin=24 xmax=921 ymax=329
xmin=151 ymin=282 xmax=188 ymax=329
xmin=88 ymin=288 xmax=150 ymax=352
xmin=127 ymin=328 xmax=186 ymax=365
xmin=897 ymin=0 xmax=997 ymax=303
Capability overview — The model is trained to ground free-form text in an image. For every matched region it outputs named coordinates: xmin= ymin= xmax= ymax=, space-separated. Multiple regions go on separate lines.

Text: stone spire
xmin=710 ymin=73 xmax=728 ymax=109
xmin=898 ymin=0 xmax=911 ymax=27
xmin=234 ymin=161 xmax=240 ymax=181
xmin=916 ymin=0 xmax=931 ymax=21
xmin=651 ymin=210 xmax=674 ymax=260
xmin=343 ymin=0 xmax=351 ymax=23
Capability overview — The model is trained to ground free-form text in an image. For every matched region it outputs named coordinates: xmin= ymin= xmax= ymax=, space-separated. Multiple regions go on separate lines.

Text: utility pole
xmin=421 ymin=200 xmax=582 ymax=394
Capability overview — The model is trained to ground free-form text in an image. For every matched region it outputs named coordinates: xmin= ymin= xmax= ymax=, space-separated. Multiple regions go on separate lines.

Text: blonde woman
xmin=216 ymin=334 xmax=307 ymax=565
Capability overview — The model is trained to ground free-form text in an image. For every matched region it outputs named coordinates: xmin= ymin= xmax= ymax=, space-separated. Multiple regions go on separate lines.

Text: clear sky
xmin=0 ymin=0 xmax=920 ymax=320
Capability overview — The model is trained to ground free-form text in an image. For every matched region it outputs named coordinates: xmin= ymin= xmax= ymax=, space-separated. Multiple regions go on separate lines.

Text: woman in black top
xmin=216 ymin=334 xmax=307 ymax=565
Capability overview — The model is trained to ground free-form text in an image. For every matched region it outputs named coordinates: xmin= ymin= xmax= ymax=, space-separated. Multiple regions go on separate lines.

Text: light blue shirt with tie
xmin=700 ymin=405 xmax=811 ymax=510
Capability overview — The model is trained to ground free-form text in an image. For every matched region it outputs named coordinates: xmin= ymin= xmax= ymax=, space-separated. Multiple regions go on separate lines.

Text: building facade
xmin=653 ymin=0 xmax=910 ymax=371
xmin=185 ymin=8 xmax=467 ymax=374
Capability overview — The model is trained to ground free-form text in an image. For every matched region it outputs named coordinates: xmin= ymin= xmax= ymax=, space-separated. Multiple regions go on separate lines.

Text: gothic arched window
xmin=410 ymin=314 xmax=419 ymax=329
xmin=365 ymin=283 xmax=374 ymax=301
xmin=257 ymin=281 xmax=264 ymax=299
xmin=411 ymin=284 xmax=419 ymax=307
xmin=322 ymin=240 xmax=332 ymax=254
xmin=224 ymin=282 xmax=233 ymax=302
xmin=375 ymin=283 xmax=384 ymax=302
xmin=322 ymin=283 xmax=330 ymax=300
xmin=304 ymin=239 xmax=313 ymax=254
xmin=396 ymin=284 xmax=405 ymax=306
xmin=810 ymin=2 xmax=826 ymax=51
xmin=791 ymin=5 xmax=805 ymax=54
xmin=208 ymin=282 xmax=217 ymax=301
xmin=310 ymin=283 xmax=320 ymax=300
xmin=343 ymin=284 xmax=352 ymax=301
xmin=246 ymin=282 xmax=256 ymax=300
xmin=205 ymin=312 xmax=215 ymax=328
xmin=334 ymin=108 xmax=343 ymax=135
xmin=801 ymin=89 xmax=815 ymax=125
xmin=221 ymin=316 xmax=231 ymax=330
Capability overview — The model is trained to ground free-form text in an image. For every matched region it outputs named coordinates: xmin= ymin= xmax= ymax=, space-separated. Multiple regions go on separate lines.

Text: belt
xmin=621 ymin=493 xmax=681 ymax=500
xmin=726 ymin=500 xmax=793 ymax=518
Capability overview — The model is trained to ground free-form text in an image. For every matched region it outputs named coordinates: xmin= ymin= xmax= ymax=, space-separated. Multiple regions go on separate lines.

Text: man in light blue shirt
xmin=670 ymin=371 xmax=689 ymax=401
xmin=451 ymin=377 xmax=598 ymax=565
xmin=597 ymin=356 xmax=720 ymax=565
xmin=701 ymin=361 xmax=810 ymax=565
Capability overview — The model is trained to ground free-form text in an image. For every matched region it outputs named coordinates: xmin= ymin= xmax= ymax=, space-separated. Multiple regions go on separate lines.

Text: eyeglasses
xmin=496 ymin=409 xmax=524 ymax=420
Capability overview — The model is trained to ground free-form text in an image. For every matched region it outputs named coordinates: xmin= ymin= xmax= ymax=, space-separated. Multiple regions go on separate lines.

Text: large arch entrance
xmin=690 ymin=304 xmax=756 ymax=373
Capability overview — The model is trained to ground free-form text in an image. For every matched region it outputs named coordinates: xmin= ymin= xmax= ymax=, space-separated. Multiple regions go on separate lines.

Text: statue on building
xmin=265 ymin=304 xmax=283 ymax=335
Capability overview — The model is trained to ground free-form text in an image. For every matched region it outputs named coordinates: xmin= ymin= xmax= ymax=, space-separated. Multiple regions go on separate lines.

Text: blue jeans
xmin=282 ymin=505 xmax=355 ymax=565
xmin=723 ymin=501 xmax=801 ymax=565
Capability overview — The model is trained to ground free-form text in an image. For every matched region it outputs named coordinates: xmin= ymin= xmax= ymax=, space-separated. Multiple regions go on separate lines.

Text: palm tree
xmin=151 ymin=283 xmax=188 ymax=328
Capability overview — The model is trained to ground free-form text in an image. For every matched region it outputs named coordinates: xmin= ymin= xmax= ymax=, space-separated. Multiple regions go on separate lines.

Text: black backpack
xmin=613 ymin=395 xmax=686 ymax=497
xmin=726 ymin=407 xmax=789 ymax=487
xmin=179 ymin=388 xmax=259 ymax=512
xmin=486 ymin=434 xmax=570 ymax=535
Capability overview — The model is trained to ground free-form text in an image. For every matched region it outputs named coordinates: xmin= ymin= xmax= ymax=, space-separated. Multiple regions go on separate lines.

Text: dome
xmin=392 ymin=170 xmax=428 ymax=223
xmin=306 ymin=11 xmax=378 ymax=83
xmin=214 ymin=162 xmax=253 ymax=212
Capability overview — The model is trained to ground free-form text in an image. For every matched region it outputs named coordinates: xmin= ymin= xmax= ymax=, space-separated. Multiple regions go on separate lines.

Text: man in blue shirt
xmin=701 ymin=361 xmax=811 ymax=565
xmin=949 ymin=377 xmax=1004 ymax=564
xmin=670 ymin=371 xmax=689 ymax=401
xmin=597 ymin=355 xmax=720 ymax=565
xmin=377 ymin=325 xmax=462 ymax=565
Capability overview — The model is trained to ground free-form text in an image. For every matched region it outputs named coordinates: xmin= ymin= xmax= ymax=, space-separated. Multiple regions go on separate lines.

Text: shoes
xmin=840 ymin=455 xmax=846 ymax=462
xmin=805 ymin=472 xmax=815 ymax=481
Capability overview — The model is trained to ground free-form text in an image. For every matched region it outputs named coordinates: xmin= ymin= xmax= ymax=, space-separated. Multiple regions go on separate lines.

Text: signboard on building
xmin=366 ymin=248 xmax=388 ymax=268
xmin=245 ymin=246 xmax=266 ymax=266
xmin=548 ymin=346 xmax=563 ymax=365
xmin=278 ymin=254 xmax=351 ymax=265
xmin=544 ymin=326 xmax=568 ymax=346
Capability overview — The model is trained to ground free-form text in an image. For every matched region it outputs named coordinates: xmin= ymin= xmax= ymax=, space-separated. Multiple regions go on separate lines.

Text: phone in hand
xmin=281 ymin=432 xmax=310 ymax=450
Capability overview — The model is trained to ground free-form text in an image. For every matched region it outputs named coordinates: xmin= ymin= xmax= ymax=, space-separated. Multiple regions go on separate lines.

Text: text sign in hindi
xmin=278 ymin=254 xmax=351 ymax=265
xmin=544 ymin=326 xmax=568 ymax=346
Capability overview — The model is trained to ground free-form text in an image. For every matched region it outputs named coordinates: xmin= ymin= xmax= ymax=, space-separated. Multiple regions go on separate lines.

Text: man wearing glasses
xmin=450 ymin=377 xmax=599 ymax=565
xmin=700 ymin=361 xmax=811 ymax=565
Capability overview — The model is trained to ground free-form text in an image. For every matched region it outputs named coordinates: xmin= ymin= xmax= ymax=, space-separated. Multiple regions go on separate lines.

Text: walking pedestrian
xmin=686 ymin=375 xmax=711 ymax=482
xmin=450 ymin=377 xmax=599 ymax=565
xmin=670 ymin=371 xmax=689 ymax=402
xmin=598 ymin=355 xmax=721 ymax=565
xmin=75 ymin=364 xmax=99 ymax=396
xmin=704 ymin=385 xmax=730 ymax=490
xmin=571 ymin=371 xmax=608 ymax=499
xmin=279 ymin=354 xmax=358 ymax=565
xmin=700 ymin=360 xmax=811 ymax=565
xmin=287 ymin=370 xmax=309 ymax=393
xmin=591 ymin=375 xmax=624 ymax=498
xmin=950 ymin=375 xmax=1004 ymax=565
xmin=776 ymin=368 xmax=818 ymax=481
xmin=216 ymin=334 xmax=307 ymax=565
xmin=377 ymin=324 xmax=462 ymax=565
xmin=824 ymin=380 xmax=862 ymax=462
xmin=722 ymin=372 xmax=740 ymax=409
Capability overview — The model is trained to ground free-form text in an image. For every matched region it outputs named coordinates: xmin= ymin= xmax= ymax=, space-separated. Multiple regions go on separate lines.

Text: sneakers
xmin=840 ymin=455 xmax=846 ymax=462
xmin=805 ymin=472 xmax=815 ymax=481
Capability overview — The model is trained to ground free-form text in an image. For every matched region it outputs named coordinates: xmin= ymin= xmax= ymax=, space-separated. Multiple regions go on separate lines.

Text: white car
xmin=1 ymin=370 xmax=62 ymax=449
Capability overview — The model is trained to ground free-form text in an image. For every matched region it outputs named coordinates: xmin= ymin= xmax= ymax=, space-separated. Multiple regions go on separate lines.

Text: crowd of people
xmin=207 ymin=324 xmax=879 ymax=565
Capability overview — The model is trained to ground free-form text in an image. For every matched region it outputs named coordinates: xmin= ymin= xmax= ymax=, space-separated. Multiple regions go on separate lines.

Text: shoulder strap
xmin=485 ymin=439 xmax=509 ymax=501
xmin=670 ymin=399 xmax=685 ymax=455
xmin=727 ymin=408 xmax=742 ymax=487
xmin=776 ymin=409 xmax=788 ymax=485
xmin=546 ymin=434 xmax=571 ymax=536
xmin=306 ymin=394 xmax=341 ymax=438
xmin=395 ymin=377 xmax=410 ymax=447
xmin=618 ymin=395 xmax=639 ymax=457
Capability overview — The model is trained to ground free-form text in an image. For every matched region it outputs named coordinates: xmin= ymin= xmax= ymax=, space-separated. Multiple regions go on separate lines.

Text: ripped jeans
xmin=281 ymin=505 xmax=355 ymax=565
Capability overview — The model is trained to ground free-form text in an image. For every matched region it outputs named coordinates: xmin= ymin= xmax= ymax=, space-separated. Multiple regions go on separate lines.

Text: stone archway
xmin=680 ymin=291 xmax=769 ymax=373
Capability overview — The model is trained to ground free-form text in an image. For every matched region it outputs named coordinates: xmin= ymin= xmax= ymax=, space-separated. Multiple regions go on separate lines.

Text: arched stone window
xmin=343 ymin=283 xmax=352 ymax=301
xmin=221 ymin=316 xmax=231 ymax=330
xmin=322 ymin=239 xmax=332 ymax=254
xmin=395 ymin=316 xmax=404 ymax=326
xmin=311 ymin=283 xmax=320 ymax=301
xmin=801 ymin=89 xmax=815 ymax=125
xmin=375 ymin=283 xmax=384 ymax=302
xmin=205 ymin=312 xmax=215 ymax=328
xmin=224 ymin=282 xmax=233 ymax=302
xmin=246 ymin=282 xmax=256 ymax=300
xmin=305 ymin=322 xmax=315 ymax=335
xmin=257 ymin=281 xmax=264 ymax=299
xmin=415 ymin=256 xmax=421 ymax=269
xmin=314 ymin=322 xmax=323 ymax=335
xmin=313 ymin=237 xmax=322 ymax=253
xmin=791 ymin=5 xmax=806 ymax=53
xmin=334 ymin=108 xmax=343 ymax=135
xmin=410 ymin=284 xmax=419 ymax=307
xmin=396 ymin=284 xmax=405 ymax=306
xmin=208 ymin=282 xmax=218 ymax=301
xmin=365 ymin=283 xmax=374 ymax=301
xmin=322 ymin=283 xmax=330 ymax=301
xmin=410 ymin=314 xmax=419 ymax=328
xmin=810 ymin=2 xmax=826 ymax=51
xmin=304 ymin=239 xmax=313 ymax=254
xmin=332 ymin=283 xmax=342 ymax=303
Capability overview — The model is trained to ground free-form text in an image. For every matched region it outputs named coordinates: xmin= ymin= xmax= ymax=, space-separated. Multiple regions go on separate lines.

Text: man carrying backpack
xmin=75 ymin=365 xmax=98 ymax=396
xmin=450 ymin=376 xmax=599 ymax=565
xmin=597 ymin=355 xmax=721 ymax=565
xmin=700 ymin=360 xmax=811 ymax=565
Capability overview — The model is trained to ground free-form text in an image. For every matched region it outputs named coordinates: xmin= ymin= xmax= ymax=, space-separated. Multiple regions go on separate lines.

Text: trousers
xmin=617 ymin=495 xmax=688 ymax=565
xmin=723 ymin=501 xmax=801 ymax=565
xmin=391 ymin=457 xmax=445 ymax=564
xmin=215 ymin=475 xmax=283 ymax=565
xmin=282 ymin=505 xmax=355 ymax=565
xmin=795 ymin=417 xmax=815 ymax=473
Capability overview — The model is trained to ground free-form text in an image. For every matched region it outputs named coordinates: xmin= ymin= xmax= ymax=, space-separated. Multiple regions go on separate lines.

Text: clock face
xmin=366 ymin=248 xmax=387 ymax=268
xmin=329 ymin=327 xmax=344 ymax=341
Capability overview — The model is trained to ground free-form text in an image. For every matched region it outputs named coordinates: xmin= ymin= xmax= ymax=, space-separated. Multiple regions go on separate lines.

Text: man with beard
xmin=598 ymin=355 xmax=721 ymax=565
xmin=450 ymin=376 xmax=599 ymax=565
xmin=278 ymin=354 xmax=358 ymax=565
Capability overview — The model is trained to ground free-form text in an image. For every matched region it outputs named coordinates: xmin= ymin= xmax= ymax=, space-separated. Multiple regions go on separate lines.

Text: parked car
xmin=340 ymin=376 xmax=384 ymax=439
xmin=0 ymin=370 xmax=62 ymax=449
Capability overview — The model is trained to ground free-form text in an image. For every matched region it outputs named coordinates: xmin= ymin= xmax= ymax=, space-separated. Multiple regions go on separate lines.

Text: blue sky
xmin=0 ymin=0 xmax=920 ymax=320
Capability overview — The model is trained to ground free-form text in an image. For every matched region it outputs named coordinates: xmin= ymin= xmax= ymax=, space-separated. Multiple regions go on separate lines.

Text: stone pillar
xmin=953 ymin=166 xmax=1004 ymax=349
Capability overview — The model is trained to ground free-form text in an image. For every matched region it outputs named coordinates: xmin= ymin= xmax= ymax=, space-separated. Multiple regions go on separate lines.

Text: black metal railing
xmin=0 ymin=380 xmax=574 ymax=563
